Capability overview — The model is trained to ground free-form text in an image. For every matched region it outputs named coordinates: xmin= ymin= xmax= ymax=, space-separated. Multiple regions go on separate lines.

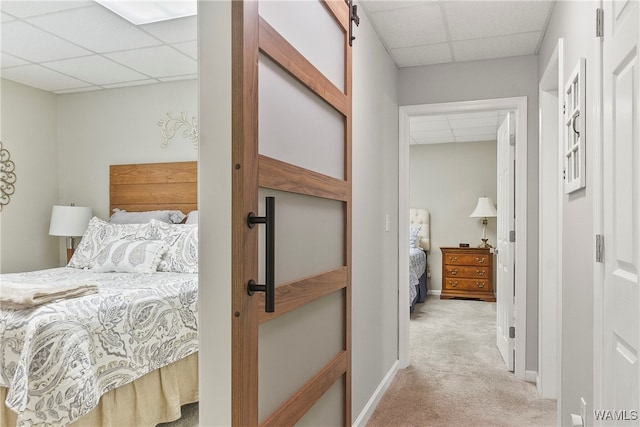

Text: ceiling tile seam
xmin=165 ymin=43 xmax=198 ymax=62
xmin=15 ymin=17 xmax=99 ymax=56
xmin=89 ymin=53 xmax=161 ymax=81
xmin=438 ymin=3 xmax=456 ymax=63
xmin=1 ymin=4 xmax=94 ymax=20
xmin=450 ymin=30 xmax=543 ymax=43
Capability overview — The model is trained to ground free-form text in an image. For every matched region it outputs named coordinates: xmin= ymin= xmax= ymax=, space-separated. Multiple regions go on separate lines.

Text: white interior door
xmin=496 ymin=112 xmax=515 ymax=372
xmin=600 ymin=0 xmax=640 ymax=422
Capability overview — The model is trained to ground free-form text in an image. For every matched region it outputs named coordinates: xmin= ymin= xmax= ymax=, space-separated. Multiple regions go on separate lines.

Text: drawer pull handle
xmin=449 ymin=256 xmax=458 ymax=262
xmin=450 ymin=269 xmax=458 ymax=275
xmin=476 ymin=282 xmax=485 ymax=288
xmin=476 ymin=257 xmax=486 ymax=264
xmin=450 ymin=281 xmax=458 ymax=287
xmin=477 ymin=270 xmax=485 ymax=276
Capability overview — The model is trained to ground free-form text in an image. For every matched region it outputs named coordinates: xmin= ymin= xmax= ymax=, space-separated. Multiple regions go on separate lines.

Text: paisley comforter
xmin=0 ymin=267 xmax=198 ymax=426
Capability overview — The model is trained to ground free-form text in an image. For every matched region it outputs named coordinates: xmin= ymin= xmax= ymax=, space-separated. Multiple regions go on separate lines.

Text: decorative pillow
xmin=184 ymin=210 xmax=198 ymax=225
xmin=90 ymin=239 xmax=168 ymax=273
xmin=410 ymin=224 xmax=422 ymax=249
xmin=109 ymin=208 xmax=186 ymax=224
xmin=150 ymin=219 xmax=198 ymax=273
xmin=68 ymin=217 xmax=156 ymax=269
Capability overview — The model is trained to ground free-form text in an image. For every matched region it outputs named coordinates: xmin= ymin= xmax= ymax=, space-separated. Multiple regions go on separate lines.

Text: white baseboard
xmin=352 ymin=360 xmax=399 ymax=427
xmin=427 ymin=290 xmax=441 ymax=296
xmin=525 ymin=370 xmax=537 ymax=383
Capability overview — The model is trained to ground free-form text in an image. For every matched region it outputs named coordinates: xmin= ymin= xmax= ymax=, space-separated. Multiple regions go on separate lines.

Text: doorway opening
xmin=398 ymin=97 xmax=528 ymax=380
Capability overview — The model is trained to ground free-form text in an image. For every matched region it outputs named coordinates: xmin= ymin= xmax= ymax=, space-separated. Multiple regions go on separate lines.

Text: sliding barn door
xmin=231 ymin=1 xmax=352 ymax=425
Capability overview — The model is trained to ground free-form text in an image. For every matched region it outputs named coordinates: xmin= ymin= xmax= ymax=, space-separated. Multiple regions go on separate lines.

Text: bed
xmin=409 ymin=208 xmax=430 ymax=312
xmin=0 ymin=161 xmax=198 ymax=427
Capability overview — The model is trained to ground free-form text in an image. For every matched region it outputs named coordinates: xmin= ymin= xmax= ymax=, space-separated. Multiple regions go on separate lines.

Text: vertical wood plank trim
xmin=232 ymin=1 xmax=260 ymax=426
xmin=260 ymin=351 xmax=348 ymax=427
xmin=258 ymin=17 xmax=348 ymax=116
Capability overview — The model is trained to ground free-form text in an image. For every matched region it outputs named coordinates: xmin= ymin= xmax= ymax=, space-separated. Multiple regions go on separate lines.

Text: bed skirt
xmin=1 ymin=352 xmax=198 ymax=427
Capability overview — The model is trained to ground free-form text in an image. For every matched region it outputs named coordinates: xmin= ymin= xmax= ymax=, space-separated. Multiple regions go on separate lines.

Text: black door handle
xmin=247 ymin=196 xmax=275 ymax=312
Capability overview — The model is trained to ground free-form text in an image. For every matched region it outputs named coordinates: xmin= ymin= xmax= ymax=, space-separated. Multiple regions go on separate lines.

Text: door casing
xmin=398 ymin=96 xmax=528 ymax=380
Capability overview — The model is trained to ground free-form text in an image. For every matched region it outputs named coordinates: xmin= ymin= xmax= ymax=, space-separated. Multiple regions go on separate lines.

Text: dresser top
xmin=440 ymin=246 xmax=492 ymax=253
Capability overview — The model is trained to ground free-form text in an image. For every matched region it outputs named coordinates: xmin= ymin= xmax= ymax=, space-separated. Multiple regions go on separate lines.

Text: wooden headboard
xmin=110 ymin=161 xmax=197 ymax=214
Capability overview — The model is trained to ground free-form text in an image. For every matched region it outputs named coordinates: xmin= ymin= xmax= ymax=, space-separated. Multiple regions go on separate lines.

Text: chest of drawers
xmin=440 ymin=247 xmax=495 ymax=302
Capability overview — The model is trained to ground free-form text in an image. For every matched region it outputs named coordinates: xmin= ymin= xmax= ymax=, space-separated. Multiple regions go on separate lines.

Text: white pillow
xmin=410 ymin=224 xmax=422 ymax=249
xmin=109 ymin=208 xmax=185 ymax=224
xmin=150 ymin=219 xmax=198 ymax=273
xmin=184 ymin=210 xmax=198 ymax=225
xmin=68 ymin=217 xmax=156 ymax=269
xmin=90 ymin=239 xmax=168 ymax=273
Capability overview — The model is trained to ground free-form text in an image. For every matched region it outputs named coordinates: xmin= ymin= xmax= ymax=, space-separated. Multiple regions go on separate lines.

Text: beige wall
xmin=0 ymin=79 xmax=59 ymax=273
xmin=410 ymin=140 xmax=497 ymax=291
xmin=57 ymin=80 xmax=198 ymax=221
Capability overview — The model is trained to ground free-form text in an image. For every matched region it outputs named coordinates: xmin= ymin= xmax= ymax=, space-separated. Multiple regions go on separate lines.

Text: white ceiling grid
xmin=0 ymin=1 xmax=197 ymax=94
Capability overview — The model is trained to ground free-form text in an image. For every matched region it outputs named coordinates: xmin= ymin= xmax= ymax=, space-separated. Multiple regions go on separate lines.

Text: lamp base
xmin=478 ymin=239 xmax=493 ymax=249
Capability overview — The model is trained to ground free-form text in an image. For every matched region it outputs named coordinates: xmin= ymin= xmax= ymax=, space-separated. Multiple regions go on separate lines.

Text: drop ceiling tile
xmin=413 ymin=129 xmax=455 ymax=139
xmin=448 ymin=115 xmax=498 ymax=129
xmin=413 ymin=136 xmax=456 ymax=145
xmin=411 ymin=118 xmax=450 ymax=133
xmin=102 ymin=79 xmax=159 ymax=89
xmin=369 ymin=3 xmax=446 ymax=48
xmin=1 ymin=21 xmax=91 ymax=62
xmin=453 ymin=32 xmax=541 ymax=62
xmin=391 ymin=43 xmax=451 ymax=68
xmin=173 ymin=41 xmax=197 ymax=60
xmin=445 ymin=1 xmax=553 ymax=41
xmin=27 ymin=5 xmax=161 ymax=52
xmin=140 ymin=16 xmax=197 ymax=43
xmin=362 ymin=1 xmax=427 ymax=13
xmin=0 ymin=1 xmax=93 ymax=18
xmin=453 ymin=126 xmax=497 ymax=137
xmin=1 ymin=11 xmax=16 ymax=22
xmin=45 ymin=55 xmax=149 ymax=85
xmin=1 ymin=52 xmax=29 ymax=68
xmin=106 ymin=46 xmax=196 ymax=78
xmin=1 ymin=64 xmax=90 ymax=91
xmin=455 ymin=135 xmax=497 ymax=143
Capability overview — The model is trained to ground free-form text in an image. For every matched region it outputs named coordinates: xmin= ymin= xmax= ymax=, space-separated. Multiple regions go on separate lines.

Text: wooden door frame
xmin=231 ymin=1 xmax=352 ymax=425
xmin=398 ymin=97 xmax=528 ymax=380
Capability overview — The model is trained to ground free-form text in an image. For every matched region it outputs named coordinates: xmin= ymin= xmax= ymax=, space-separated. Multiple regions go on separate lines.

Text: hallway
xmin=367 ymin=297 xmax=556 ymax=426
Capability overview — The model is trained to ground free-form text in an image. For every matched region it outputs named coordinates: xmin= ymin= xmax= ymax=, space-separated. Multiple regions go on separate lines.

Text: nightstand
xmin=440 ymin=247 xmax=495 ymax=302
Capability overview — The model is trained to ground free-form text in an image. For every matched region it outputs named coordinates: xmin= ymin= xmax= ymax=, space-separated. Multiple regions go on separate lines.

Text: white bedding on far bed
xmin=409 ymin=247 xmax=426 ymax=304
xmin=0 ymin=267 xmax=198 ymax=427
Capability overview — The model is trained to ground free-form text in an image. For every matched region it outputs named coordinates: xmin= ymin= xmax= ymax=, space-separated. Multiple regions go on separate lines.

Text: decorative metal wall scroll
xmin=158 ymin=112 xmax=199 ymax=149
xmin=0 ymin=141 xmax=16 ymax=211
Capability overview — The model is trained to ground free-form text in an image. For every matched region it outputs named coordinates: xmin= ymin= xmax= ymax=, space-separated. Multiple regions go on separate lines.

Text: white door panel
xmin=601 ymin=0 xmax=640 ymax=422
xmin=496 ymin=112 xmax=515 ymax=371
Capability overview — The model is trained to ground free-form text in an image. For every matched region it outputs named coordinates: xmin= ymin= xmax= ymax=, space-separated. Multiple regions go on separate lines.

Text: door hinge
xmin=509 ymin=326 xmax=516 ymax=339
xmin=509 ymin=230 xmax=516 ymax=242
xmin=596 ymin=234 xmax=604 ymax=263
xmin=563 ymin=103 xmax=566 ymax=116
xmin=596 ymin=8 xmax=604 ymax=38
xmin=509 ymin=134 xmax=516 ymax=146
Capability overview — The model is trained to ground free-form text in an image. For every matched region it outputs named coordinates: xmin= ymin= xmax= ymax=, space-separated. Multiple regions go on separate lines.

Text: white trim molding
xmin=399 ymin=97 xmax=528 ymax=381
xmin=352 ymin=360 xmax=399 ymax=427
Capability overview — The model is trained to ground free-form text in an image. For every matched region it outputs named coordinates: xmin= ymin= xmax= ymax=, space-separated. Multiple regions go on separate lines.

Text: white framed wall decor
xmin=563 ymin=57 xmax=586 ymax=193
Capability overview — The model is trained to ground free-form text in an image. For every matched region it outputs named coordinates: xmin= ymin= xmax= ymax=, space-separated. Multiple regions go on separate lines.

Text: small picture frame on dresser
xmin=459 ymin=243 xmax=469 ymax=247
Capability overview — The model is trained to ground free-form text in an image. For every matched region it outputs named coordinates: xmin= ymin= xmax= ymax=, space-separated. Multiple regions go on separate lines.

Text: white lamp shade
xmin=470 ymin=197 xmax=497 ymax=218
xmin=49 ymin=206 xmax=93 ymax=237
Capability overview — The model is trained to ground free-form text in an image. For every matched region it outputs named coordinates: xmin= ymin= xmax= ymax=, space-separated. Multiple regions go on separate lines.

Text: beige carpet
xmin=367 ymin=296 xmax=556 ymax=427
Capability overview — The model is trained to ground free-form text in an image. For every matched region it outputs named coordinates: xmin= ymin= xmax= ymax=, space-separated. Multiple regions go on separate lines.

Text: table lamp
xmin=49 ymin=205 xmax=93 ymax=263
xmin=469 ymin=196 xmax=497 ymax=248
